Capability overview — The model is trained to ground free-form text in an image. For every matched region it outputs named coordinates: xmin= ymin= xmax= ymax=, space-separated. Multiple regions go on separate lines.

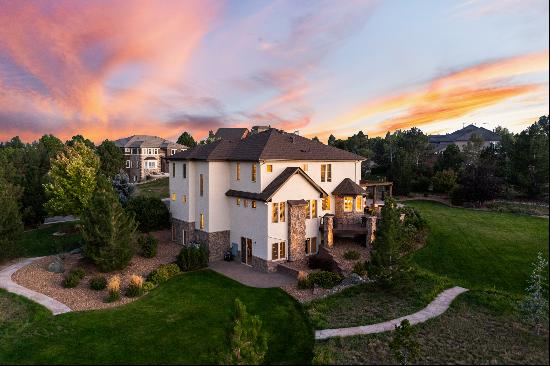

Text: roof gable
xmin=332 ymin=178 xmax=365 ymax=196
xmin=429 ymin=125 xmax=501 ymax=143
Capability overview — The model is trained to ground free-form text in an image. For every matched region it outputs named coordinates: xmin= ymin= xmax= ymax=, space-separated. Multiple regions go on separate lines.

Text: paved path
xmin=209 ymin=260 xmax=296 ymax=288
xmin=0 ymin=257 xmax=72 ymax=315
xmin=43 ymin=215 xmax=78 ymax=225
xmin=315 ymin=286 xmax=468 ymax=340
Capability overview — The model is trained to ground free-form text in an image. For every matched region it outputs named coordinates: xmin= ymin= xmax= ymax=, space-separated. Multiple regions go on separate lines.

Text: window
xmin=171 ymin=149 xmax=176 ymax=155
xmin=305 ymin=237 xmax=317 ymax=255
xmin=321 ymin=164 xmax=332 ymax=182
xmin=133 ymin=148 xmax=138 ymax=155
xmin=199 ymin=213 xmax=204 ymax=229
xmin=272 ymin=241 xmax=286 ymax=260
xmin=355 ymin=196 xmax=362 ymax=211
xmin=171 ymin=193 xmax=176 ymax=201
xmin=266 ymin=164 xmax=273 ymax=173
xmin=183 ymin=163 xmax=187 ymax=179
xmin=244 ymin=199 xmax=248 ymax=208
xmin=154 ymin=148 xmax=158 ymax=154
xmin=252 ymin=200 xmax=257 ymax=208
xmin=321 ymin=164 xmax=326 ymax=182
xmin=172 ymin=163 xmax=175 ymax=177
xmin=236 ymin=163 xmax=240 ymax=180
xmin=236 ymin=198 xmax=241 ymax=205
xmin=251 ymin=164 xmax=257 ymax=182
xmin=182 ymin=195 xmax=187 ymax=203
xmin=126 ymin=160 xmax=131 ymax=168
xmin=145 ymin=160 xmax=157 ymax=169
xmin=322 ymin=196 xmax=331 ymax=210
xmin=272 ymin=203 xmax=279 ymax=223
xmin=311 ymin=199 xmax=317 ymax=218
xmin=199 ymin=174 xmax=204 ymax=196
xmin=279 ymin=202 xmax=285 ymax=222
xmin=302 ymin=163 xmax=308 ymax=172
xmin=327 ymin=164 xmax=332 ymax=182
xmin=125 ymin=148 xmax=130 ymax=154
xmin=344 ymin=196 xmax=353 ymax=212
xmin=306 ymin=200 xmax=311 ymax=219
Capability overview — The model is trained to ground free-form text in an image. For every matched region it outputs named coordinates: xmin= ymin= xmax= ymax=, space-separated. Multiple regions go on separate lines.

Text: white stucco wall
xmin=229 ymin=197 xmax=269 ymax=260
xmin=207 ymin=162 xmax=231 ymax=232
xmin=229 ymin=161 xmax=261 ymax=193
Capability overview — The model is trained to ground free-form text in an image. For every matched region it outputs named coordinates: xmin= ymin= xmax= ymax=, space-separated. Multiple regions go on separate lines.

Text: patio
xmin=208 ymin=260 xmax=296 ymax=288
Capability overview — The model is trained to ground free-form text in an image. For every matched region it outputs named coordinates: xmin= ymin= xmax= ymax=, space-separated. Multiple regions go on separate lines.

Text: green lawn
xmin=134 ymin=177 xmax=169 ymax=199
xmin=15 ymin=222 xmax=82 ymax=258
xmin=313 ymin=200 xmax=549 ymax=364
xmin=0 ymin=270 xmax=313 ymax=365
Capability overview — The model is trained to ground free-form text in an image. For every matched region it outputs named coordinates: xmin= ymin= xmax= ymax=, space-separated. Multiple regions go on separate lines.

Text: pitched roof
xmin=332 ymin=178 xmax=365 ymax=196
xmin=170 ymin=128 xmax=365 ymax=162
xmin=214 ymin=128 xmax=249 ymax=140
xmin=168 ymin=139 xmax=239 ymax=161
xmin=225 ymin=167 xmax=328 ymax=202
xmin=114 ymin=135 xmax=185 ymax=149
xmin=429 ymin=125 xmax=501 ymax=144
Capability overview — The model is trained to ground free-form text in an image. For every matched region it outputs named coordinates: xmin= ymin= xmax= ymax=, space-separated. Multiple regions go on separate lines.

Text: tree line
xmin=325 ymin=116 xmax=549 ymax=205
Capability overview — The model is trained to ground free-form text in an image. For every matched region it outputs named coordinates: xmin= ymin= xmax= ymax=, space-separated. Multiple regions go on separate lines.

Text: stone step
xmin=276 ymin=262 xmax=301 ymax=278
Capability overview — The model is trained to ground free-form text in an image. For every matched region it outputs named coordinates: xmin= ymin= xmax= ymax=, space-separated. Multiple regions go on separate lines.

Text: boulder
xmin=47 ymin=256 xmax=64 ymax=273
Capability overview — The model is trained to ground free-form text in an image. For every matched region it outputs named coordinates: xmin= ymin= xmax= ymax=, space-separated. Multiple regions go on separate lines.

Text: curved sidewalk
xmin=0 ymin=257 xmax=72 ymax=315
xmin=315 ymin=286 xmax=468 ymax=340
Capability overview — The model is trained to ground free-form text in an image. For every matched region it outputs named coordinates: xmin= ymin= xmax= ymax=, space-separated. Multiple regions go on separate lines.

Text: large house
xmin=429 ymin=124 xmax=501 ymax=153
xmin=168 ymin=128 xmax=370 ymax=272
xmin=114 ymin=135 xmax=187 ymax=182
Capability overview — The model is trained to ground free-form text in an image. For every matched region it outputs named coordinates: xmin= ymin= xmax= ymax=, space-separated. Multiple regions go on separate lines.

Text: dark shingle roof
xmin=114 ymin=135 xmax=185 ymax=149
xmin=332 ymin=178 xmax=365 ymax=196
xmin=225 ymin=167 xmax=327 ymax=202
xmin=169 ymin=139 xmax=239 ymax=161
xmin=170 ymin=128 xmax=365 ymax=162
xmin=429 ymin=125 xmax=501 ymax=144
xmin=214 ymin=128 xmax=249 ymax=140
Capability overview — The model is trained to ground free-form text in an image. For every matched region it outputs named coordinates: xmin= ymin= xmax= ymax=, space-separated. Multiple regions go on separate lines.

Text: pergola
xmin=359 ymin=180 xmax=393 ymax=207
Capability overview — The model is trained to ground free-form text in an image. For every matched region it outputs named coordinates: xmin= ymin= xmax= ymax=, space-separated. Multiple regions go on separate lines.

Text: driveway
xmin=209 ymin=260 xmax=296 ymax=288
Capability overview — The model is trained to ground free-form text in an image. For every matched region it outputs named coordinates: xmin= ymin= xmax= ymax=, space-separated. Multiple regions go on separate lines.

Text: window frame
xmin=279 ymin=202 xmax=285 ymax=222
xmin=236 ymin=198 xmax=241 ymax=206
xmin=251 ymin=164 xmax=257 ymax=182
xmin=344 ymin=196 xmax=353 ymax=212
xmin=321 ymin=164 xmax=326 ymax=182
xmin=126 ymin=160 xmax=131 ymax=168
xmin=322 ymin=196 xmax=331 ymax=211
xmin=236 ymin=162 xmax=240 ymax=181
xmin=272 ymin=202 xmax=279 ymax=223
xmin=355 ymin=196 xmax=362 ymax=211
xmin=199 ymin=213 xmax=204 ymax=230
xmin=311 ymin=199 xmax=317 ymax=218
xmin=266 ymin=164 xmax=273 ymax=173
xmin=199 ymin=174 xmax=204 ymax=196
xmin=183 ymin=163 xmax=187 ymax=179
xmin=252 ymin=200 xmax=257 ymax=208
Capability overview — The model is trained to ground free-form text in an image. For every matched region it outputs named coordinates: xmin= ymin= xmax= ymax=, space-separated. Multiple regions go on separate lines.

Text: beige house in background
xmin=114 ymin=135 xmax=187 ymax=182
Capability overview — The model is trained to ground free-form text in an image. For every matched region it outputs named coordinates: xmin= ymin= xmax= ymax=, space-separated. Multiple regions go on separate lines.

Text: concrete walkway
xmin=315 ymin=286 xmax=468 ymax=340
xmin=209 ymin=260 xmax=296 ymax=288
xmin=0 ymin=257 xmax=72 ymax=315
xmin=43 ymin=215 xmax=78 ymax=225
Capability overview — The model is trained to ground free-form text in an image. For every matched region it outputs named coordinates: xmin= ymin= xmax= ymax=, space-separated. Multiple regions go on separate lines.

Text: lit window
xmin=200 ymin=213 xmax=204 ymax=229
xmin=244 ymin=199 xmax=248 ymax=208
xmin=171 ymin=193 xmax=177 ymax=201
xmin=236 ymin=163 xmax=240 ymax=180
xmin=311 ymin=199 xmax=317 ymax=218
xmin=272 ymin=203 xmax=279 ymax=223
xmin=355 ymin=196 xmax=362 ymax=211
xmin=305 ymin=237 xmax=317 ymax=255
xmin=266 ymin=164 xmax=273 ymax=173
xmin=279 ymin=202 xmax=285 ymax=222
xmin=344 ymin=196 xmax=353 ymax=212
xmin=327 ymin=164 xmax=332 ymax=182
xmin=302 ymin=164 xmax=308 ymax=172
xmin=236 ymin=198 xmax=241 ymax=206
xmin=279 ymin=241 xmax=286 ymax=259
xmin=321 ymin=164 xmax=326 ymax=182
xmin=306 ymin=201 xmax=311 ymax=219
xmin=251 ymin=164 xmax=256 ymax=182
xmin=200 ymin=174 xmax=204 ymax=196
xmin=145 ymin=160 xmax=157 ymax=169
xmin=272 ymin=243 xmax=279 ymax=260
xmin=182 ymin=195 xmax=187 ymax=203
xmin=322 ymin=196 xmax=331 ymax=210
xmin=252 ymin=200 xmax=257 ymax=208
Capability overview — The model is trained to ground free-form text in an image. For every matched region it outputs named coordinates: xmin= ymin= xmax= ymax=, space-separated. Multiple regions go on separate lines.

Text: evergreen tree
xmin=112 ymin=170 xmax=135 ymax=204
xmin=228 ymin=298 xmax=268 ymax=365
xmin=177 ymin=131 xmax=196 ymax=147
xmin=81 ymin=176 xmax=137 ymax=272
xmin=520 ymin=252 xmax=549 ymax=336
xmin=44 ymin=141 xmax=100 ymax=216
xmin=0 ymin=177 xmax=23 ymax=260
xmin=389 ymin=319 xmax=421 ymax=365
xmin=327 ymin=134 xmax=336 ymax=146
xmin=369 ymin=197 xmax=401 ymax=275
xmin=97 ymin=140 xmax=124 ymax=178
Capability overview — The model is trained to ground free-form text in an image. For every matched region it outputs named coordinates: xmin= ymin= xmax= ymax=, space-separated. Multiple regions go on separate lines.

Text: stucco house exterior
xmin=429 ymin=124 xmax=501 ymax=153
xmin=168 ymin=128 xmax=369 ymax=272
xmin=114 ymin=135 xmax=187 ymax=182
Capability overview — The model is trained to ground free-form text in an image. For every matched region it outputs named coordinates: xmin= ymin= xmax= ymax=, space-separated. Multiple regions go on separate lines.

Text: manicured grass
xmin=16 ymin=222 xmax=82 ymax=258
xmin=134 ymin=177 xmax=169 ymax=199
xmin=0 ymin=270 xmax=314 ymax=365
xmin=406 ymin=201 xmax=549 ymax=294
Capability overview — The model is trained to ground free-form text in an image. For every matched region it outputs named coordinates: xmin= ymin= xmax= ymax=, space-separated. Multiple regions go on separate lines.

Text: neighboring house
xmin=214 ymin=127 xmax=249 ymax=140
xmin=114 ymin=135 xmax=187 ymax=182
xmin=168 ymin=128 xmax=367 ymax=272
xmin=429 ymin=124 xmax=501 ymax=153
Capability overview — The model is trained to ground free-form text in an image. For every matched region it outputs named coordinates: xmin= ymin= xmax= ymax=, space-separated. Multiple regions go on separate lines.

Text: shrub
xmin=125 ymin=196 xmax=170 ymax=232
xmin=227 ymin=298 xmax=268 ymax=365
xmin=142 ymin=281 xmax=156 ymax=292
xmin=138 ymin=234 xmax=158 ymax=258
xmin=106 ymin=275 xmax=121 ymax=302
xmin=307 ymin=271 xmax=344 ymax=289
xmin=297 ymin=271 xmax=312 ymax=289
xmin=389 ymin=319 xmax=421 ymax=365
xmin=147 ymin=263 xmax=180 ymax=285
xmin=352 ymin=261 xmax=367 ymax=276
xmin=308 ymin=255 xmax=338 ymax=272
xmin=177 ymin=245 xmax=209 ymax=271
xmin=62 ymin=267 xmax=86 ymax=288
xmin=89 ymin=276 xmax=107 ymax=290
xmin=432 ymin=169 xmax=457 ymax=193
xmin=126 ymin=274 xmax=144 ymax=297
xmin=343 ymin=250 xmax=360 ymax=260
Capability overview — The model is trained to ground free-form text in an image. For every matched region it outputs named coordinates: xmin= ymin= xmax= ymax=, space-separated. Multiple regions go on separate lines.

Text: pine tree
xmin=389 ymin=319 xmax=420 ymax=365
xmin=370 ymin=197 xmax=401 ymax=269
xmin=520 ymin=252 xmax=549 ymax=335
xmin=112 ymin=170 xmax=135 ymax=204
xmin=81 ymin=176 xmax=137 ymax=272
xmin=228 ymin=298 xmax=268 ymax=365
xmin=0 ymin=177 xmax=23 ymax=260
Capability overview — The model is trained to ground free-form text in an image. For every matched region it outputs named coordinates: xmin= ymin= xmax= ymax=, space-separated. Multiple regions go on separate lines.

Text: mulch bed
xmin=12 ymin=230 xmax=181 ymax=311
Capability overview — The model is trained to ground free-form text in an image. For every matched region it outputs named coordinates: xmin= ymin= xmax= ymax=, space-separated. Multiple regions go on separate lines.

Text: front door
xmin=246 ymin=239 xmax=253 ymax=265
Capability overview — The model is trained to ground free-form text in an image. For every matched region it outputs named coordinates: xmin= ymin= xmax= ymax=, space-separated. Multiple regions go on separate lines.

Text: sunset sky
xmin=0 ymin=0 xmax=548 ymax=143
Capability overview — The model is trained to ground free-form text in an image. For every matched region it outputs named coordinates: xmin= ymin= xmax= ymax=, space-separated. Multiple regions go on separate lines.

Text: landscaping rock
xmin=341 ymin=273 xmax=366 ymax=286
xmin=47 ymin=257 xmax=64 ymax=273
xmin=69 ymin=247 xmax=82 ymax=254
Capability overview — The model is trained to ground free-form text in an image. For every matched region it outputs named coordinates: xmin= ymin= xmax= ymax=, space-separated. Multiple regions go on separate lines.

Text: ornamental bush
xmin=307 ymin=271 xmax=344 ymax=289
xmin=89 ymin=276 xmax=107 ymax=291
xmin=138 ymin=234 xmax=158 ymax=258
xmin=343 ymin=250 xmax=360 ymax=260
xmin=125 ymin=196 xmax=170 ymax=232
xmin=105 ymin=275 xmax=121 ymax=302
xmin=177 ymin=245 xmax=209 ymax=272
xmin=126 ymin=275 xmax=144 ymax=297
xmin=147 ymin=263 xmax=181 ymax=285
xmin=62 ymin=267 xmax=86 ymax=288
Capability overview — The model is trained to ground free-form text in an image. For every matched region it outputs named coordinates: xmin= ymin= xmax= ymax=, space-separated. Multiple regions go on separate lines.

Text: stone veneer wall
xmin=251 ymin=256 xmax=278 ymax=273
xmin=334 ymin=195 xmax=364 ymax=226
xmin=288 ymin=202 xmax=307 ymax=262
xmin=322 ymin=214 xmax=334 ymax=248
xmin=171 ymin=218 xmax=196 ymax=244
xmin=366 ymin=216 xmax=377 ymax=246
xmin=195 ymin=229 xmax=230 ymax=262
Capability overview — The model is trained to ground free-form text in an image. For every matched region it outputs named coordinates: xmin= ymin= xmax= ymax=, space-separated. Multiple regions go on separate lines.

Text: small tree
xmin=228 ymin=298 xmax=268 ymax=365
xmin=97 ymin=140 xmax=124 ymax=178
xmin=389 ymin=319 xmax=420 ymax=365
xmin=125 ymin=196 xmax=170 ymax=232
xmin=370 ymin=197 xmax=401 ymax=270
xmin=112 ymin=170 xmax=135 ymax=204
xmin=81 ymin=176 xmax=137 ymax=272
xmin=0 ymin=178 xmax=23 ymax=260
xmin=44 ymin=141 xmax=100 ymax=216
xmin=177 ymin=131 xmax=196 ymax=147
xmin=432 ymin=169 xmax=457 ymax=193
xmin=520 ymin=252 xmax=549 ymax=335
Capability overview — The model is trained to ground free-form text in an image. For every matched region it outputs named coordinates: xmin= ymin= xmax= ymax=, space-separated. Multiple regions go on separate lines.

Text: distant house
xmin=114 ymin=135 xmax=187 ymax=182
xmin=429 ymin=124 xmax=501 ymax=153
